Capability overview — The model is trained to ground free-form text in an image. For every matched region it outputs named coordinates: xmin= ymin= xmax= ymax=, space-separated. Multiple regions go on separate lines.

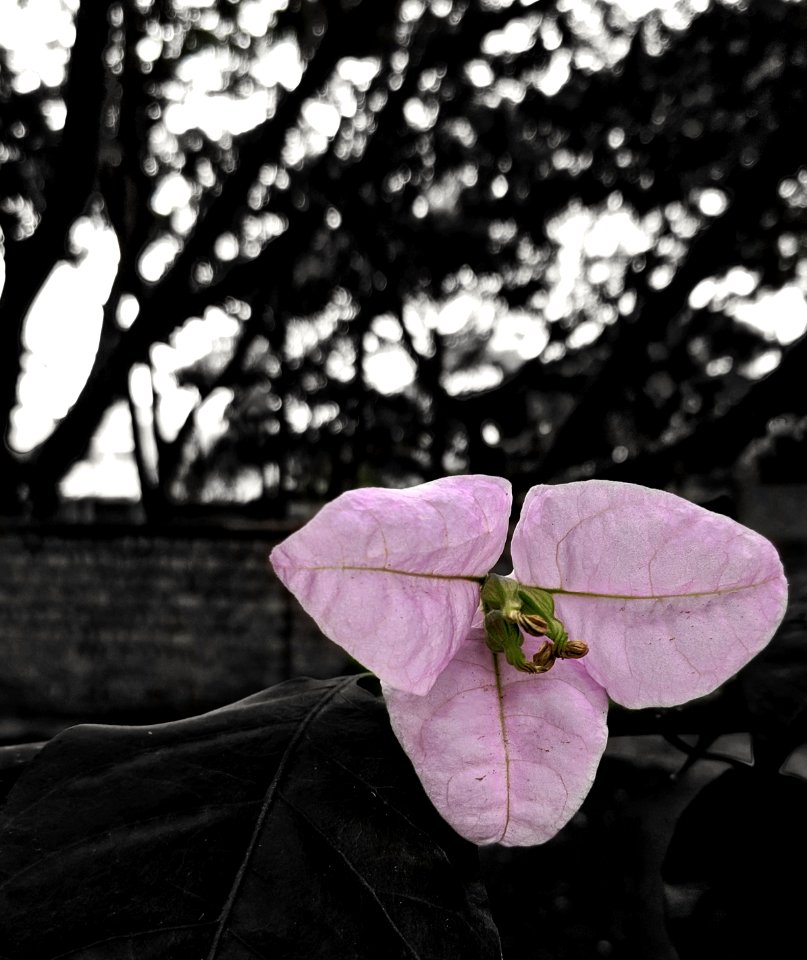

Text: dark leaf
xmin=662 ymin=767 xmax=807 ymax=959
xmin=0 ymin=742 xmax=45 ymax=807
xmin=0 ymin=676 xmax=500 ymax=959
xmin=739 ymin=564 xmax=807 ymax=748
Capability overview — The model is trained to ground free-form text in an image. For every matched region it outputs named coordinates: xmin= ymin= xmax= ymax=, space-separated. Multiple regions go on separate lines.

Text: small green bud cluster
xmin=481 ymin=574 xmax=588 ymax=675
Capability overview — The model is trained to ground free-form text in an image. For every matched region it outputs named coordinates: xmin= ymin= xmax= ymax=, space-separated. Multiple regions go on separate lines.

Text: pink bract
xmin=270 ymin=475 xmax=788 ymax=846
xmin=511 ymin=481 xmax=788 ymax=709
xmin=270 ymin=475 xmax=511 ymax=695
xmin=383 ymin=616 xmax=609 ymax=846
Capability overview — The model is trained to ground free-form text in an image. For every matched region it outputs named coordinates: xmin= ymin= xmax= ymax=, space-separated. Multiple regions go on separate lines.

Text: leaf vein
xmin=206 ymin=676 xmax=356 ymax=959
xmin=542 ymin=575 xmax=780 ymax=601
xmin=278 ymin=792 xmax=424 ymax=960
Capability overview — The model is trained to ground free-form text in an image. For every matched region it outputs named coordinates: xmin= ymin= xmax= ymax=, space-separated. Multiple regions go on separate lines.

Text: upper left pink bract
xmin=270 ymin=475 xmax=512 ymax=695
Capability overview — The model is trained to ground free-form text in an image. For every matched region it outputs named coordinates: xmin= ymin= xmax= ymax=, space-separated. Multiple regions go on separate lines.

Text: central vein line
xmin=301 ymin=567 xmax=778 ymax=599
xmin=491 ymin=651 xmax=511 ymax=843
xmin=304 ymin=564 xmax=484 ymax=583
xmin=541 ymin=576 xmax=779 ymax=601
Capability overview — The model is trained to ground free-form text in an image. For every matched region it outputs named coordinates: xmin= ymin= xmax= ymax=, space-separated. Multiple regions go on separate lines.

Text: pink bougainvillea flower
xmin=270 ymin=476 xmax=787 ymax=846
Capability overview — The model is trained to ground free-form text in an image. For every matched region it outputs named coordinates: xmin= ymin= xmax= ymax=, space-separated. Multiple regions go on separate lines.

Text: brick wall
xmin=3 ymin=481 xmax=797 ymax=743
xmin=0 ymin=522 xmax=352 ymax=740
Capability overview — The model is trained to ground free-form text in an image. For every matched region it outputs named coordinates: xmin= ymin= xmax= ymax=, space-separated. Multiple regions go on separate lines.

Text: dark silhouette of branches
xmin=1 ymin=0 xmax=806 ymax=514
xmin=0 ymin=0 xmax=115 ymax=506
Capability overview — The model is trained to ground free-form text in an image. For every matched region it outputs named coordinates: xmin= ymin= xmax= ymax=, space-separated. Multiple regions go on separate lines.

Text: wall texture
xmin=2 ymin=482 xmax=797 ymax=743
xmin=0 ymin=521 xmax=351 ymax=742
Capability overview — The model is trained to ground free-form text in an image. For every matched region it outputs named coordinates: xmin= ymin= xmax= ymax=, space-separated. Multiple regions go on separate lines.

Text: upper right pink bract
xmin=510 ymin=480 xmax=788 ymax=709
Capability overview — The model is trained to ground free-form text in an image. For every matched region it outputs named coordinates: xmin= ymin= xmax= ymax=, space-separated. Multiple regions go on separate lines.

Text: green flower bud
xmin=555 ymin=638 xmax=589 ymax=660
xmin=481 ymin=573 xmax=520 ymax=617
xmin=480 ymin=574 xmax=588 ymax=675
xmin=531 ymin=641 xmax=556 ymax=673
xmin=518 ymin=612 xmax=550 ymax=637
xmin=484 ymin=609 xmax=517 ymax=653
xmin=484 ymin=609 xmax=543 ymax=674
xmin=516 ymin=585 xmax=556 ymax=622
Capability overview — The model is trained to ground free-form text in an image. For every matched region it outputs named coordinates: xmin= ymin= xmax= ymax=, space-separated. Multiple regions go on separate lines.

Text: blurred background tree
xmin=1 ymin=0 xmax=806 ymax=518
xmin=4 ymin=9 xmax=807 ymax=958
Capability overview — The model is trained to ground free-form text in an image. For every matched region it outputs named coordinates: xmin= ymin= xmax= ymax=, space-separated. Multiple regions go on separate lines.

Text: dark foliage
xmin=0 ymin=675 xmax=500 ymax=959
xmin=2 ymin=4 xmax=807 ymax=957
xmin=662 ymin=766 xmax=807 ymax=960
xmin=0 ymin=0 xmax=805 ymax=514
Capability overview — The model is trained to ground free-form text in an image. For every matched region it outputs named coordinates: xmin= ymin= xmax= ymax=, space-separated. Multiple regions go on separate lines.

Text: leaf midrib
xmin=304 ymin=564 xmax=483 ymax=582
xmin=206 ymin=676 xmax=356 ymax=959
xmin=545 ymin=576 xmax=781 ymax=601
xmin=490 ymin=652 xmax=511 ymax=845
xmin=301 ymin=565 xmax=780 ymax=600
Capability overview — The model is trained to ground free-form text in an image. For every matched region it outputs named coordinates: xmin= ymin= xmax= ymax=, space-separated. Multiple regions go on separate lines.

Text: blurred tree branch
xmin=0 ymin=0 xmax=115 ymax=507
xmin=1 ymin=0 xmax=805 ymax=512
